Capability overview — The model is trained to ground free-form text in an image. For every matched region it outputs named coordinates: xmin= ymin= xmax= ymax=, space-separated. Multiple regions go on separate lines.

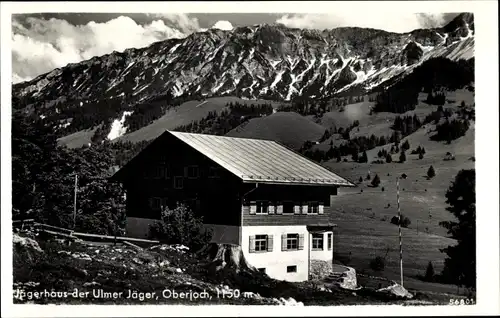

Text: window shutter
xmin=249 ymin=204 xmax=257 ymax=215
xmin=281 ymin=234 xmax=287 ymax=251
xmin=294 ymin=205 xmax=300 ymax=214
xmin=267 ymin=235 xmax=273 ymax=252
xmin=243 ymin=205 xmax=250 ymax=214
xmin=249 ymin=236 xmax=255 ymax=253
xmin=298 ymin=234 xmax=305 ymax=250
xmin=319 ymin=205 xmax=324 ymax=214
xmin=302 ymin=205 xmax=308 ymax=214
xmin=184 ymin=167 xmax=188 ymax=177
xmin=276 ymin=205 xmax=283 ymax=214
xmin=268 ymin=205 xmax=275 ymax=214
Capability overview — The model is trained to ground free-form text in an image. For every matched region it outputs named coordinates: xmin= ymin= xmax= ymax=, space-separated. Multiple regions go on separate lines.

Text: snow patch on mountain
xmin=271 ymin=70 xmax=285 ymax=89
xmin=107 ymin=111 xmax=134 ymax=141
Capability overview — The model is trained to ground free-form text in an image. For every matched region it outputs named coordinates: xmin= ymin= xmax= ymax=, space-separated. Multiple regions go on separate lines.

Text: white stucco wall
xmin=205 ymin=224 xmax=240 ymax=245
xmin=310 ymin=231 xmax=334 ymax=261
xmin=126 ymin=217 xmax=158 ymax=239
xmin=241 ymin=225 xmax=310 ymax=282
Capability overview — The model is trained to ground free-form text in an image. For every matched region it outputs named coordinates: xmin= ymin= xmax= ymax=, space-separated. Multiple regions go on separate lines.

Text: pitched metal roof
xmin=168 ymin=131 xmax=355 ymax=187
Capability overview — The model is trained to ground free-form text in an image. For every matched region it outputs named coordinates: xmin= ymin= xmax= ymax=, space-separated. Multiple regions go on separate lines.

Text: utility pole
xmin=396 ymin=176 xmax=404 ymax=287
xmin=73 ymin=174 xmax=78 ymax=229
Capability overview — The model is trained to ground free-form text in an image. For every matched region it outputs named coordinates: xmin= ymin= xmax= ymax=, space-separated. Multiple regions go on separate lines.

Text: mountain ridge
xmin=12 ymin=13 xmax=474 ymax=144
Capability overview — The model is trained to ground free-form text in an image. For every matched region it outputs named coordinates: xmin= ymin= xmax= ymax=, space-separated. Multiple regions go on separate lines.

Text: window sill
xmin=251 ymin=250 xmax=271 ymax=254
xmin=311 ymin=248 xmax=324 ymax=251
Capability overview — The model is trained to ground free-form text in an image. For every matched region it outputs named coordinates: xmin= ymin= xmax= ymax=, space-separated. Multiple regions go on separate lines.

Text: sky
xmin=11 ymin=12 xmax=459 ymax=84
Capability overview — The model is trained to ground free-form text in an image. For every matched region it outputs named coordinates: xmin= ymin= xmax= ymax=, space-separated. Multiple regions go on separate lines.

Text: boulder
xmin=377 ymin=283 xmax=413 ymax=299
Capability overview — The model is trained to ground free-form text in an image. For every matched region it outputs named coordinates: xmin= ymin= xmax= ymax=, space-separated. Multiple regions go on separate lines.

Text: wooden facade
xmin=111 ymin=132 xmax=341 ymax=230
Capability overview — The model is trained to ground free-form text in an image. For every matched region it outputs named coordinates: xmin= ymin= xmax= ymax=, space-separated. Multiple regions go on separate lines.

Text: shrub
xmin=385 ymin=154 xmax=393 ymax=163
xmin=381 ymin=186 xmax=385 ymax=192
xmin=149 ymin=203 xmax=213 ymax=251
xmin=366 ymin=173 xmax=371 ymax=180
xmin=359 ymin=151 xmax=368 ymax=163
xmin=358 ymin=176 xmax=363 ymax=183
xmin=399 ymin=149 xmax=406 ymax=163
xmin=390 ymin=215 xmax=411 ymax=228
xmin=424 ymin=261 xmax=435 ymax=282
xmin=402 ymin=140 xmax=410 ymax=151
xmin=371 ymin=174 xmax=381 ymax=187
xmin=419 ymin=152 xmax=424 ymax=160
xmin=369 ymin=256 xmax=386 ymax=271
xmin=427 ymin=165 xmax=436 ymax=179
xmin=431 ymin=118 xmax=470 ymax=142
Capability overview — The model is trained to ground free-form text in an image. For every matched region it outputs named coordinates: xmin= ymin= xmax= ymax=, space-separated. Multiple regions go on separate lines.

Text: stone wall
xmin=310 ymin=261 xmax=358 ymax=290
xmin=310 ymin=259 xmax=333 ymax=280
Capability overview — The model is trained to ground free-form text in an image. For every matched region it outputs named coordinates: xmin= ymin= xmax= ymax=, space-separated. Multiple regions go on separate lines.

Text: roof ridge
xmin=168 ymin=130 xmax=277 ymax=143
xmin=167 ymin=130 xmax=355 ymax=187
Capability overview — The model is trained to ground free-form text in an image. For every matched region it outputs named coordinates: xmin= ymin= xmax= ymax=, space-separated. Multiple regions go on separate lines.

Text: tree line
xmin=12 ymin=111 xmax=126 ymax=235
xmin=372 ymin=57 xmax=474 ymax=113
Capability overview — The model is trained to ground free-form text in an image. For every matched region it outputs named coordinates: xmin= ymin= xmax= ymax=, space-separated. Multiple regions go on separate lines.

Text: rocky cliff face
xmin=12 ymin=13 xmax=474 ymax=140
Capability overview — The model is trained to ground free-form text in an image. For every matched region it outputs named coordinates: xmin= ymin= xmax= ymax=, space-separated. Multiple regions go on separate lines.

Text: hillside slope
xmin=226 ymin=112 xmax=325 ymax=149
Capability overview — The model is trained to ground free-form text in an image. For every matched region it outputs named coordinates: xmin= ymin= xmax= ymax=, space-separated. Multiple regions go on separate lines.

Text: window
xmin=283 ymin=201 xmax=294 ymax=214
xmin=250 ymin=235 xmax=273 ymax=253
xmin=187 ymin=166 xmax=199 ymax=179
xmin=307 ymin=202 xmax=319 ymax=214
xmin=163 ymin=167 xmax=170 ymax=179
xmin=286 ymin=234 xmax=299 ymax=250
xmin=256 ymin=201 xmax=269 ymax=214
xmin=312 ymin=233 xmax=324 ymax=250
xmin=255 ymin=235 xmax=268 ymax=252
xmin=174 ymin=176 xmax=184 ymax=189
xmin=286 ymin=265 xmax=297 ymax=273
xmin=208 ymin=167 xmax=220 ymax=178
xmin=149 ymin=197 xmax=169 ymax=211
xmin=144 ymin=167 xmax=164 ymax=179
xmin=282 ymin=234 xmax=304 ymax=251
xmin=258 ymin=268 xmax=266 ymax=273
xmin=149 ymin=197 xmax=161 ymax=210
xmin=327 ymin=233 xmax=333 ymax=250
